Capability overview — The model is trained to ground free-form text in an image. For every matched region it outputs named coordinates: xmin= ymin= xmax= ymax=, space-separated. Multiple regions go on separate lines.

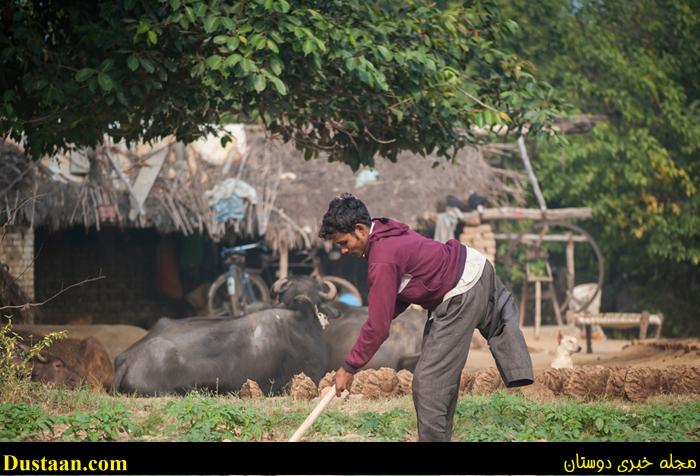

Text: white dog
xmin=550 ymin=330 xmax=582 ymax=369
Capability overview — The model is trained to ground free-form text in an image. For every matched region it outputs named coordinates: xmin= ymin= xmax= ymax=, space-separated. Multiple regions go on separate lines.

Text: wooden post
xmin=518 ymin=136 xmax=548 ymax=211
xmin=566 ymin=238 xmax=575 ymax=324
xmin=279 ymin=243 xmax=289 ymax=279
xmin=585 ymin=325 xmax=593 ymax=354
xmin=519 ymin=281 xmax=528 ymax=327
xmin=640 ymin=310 xmax=650 ymax=340
xmin=534 ymin=281 xmax=541 ymax=340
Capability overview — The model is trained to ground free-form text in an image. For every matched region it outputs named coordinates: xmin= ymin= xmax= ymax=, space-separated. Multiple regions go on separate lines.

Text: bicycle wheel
xmin=207 ymin=272 xmax=271 ymax=317
xmin=242 ymin=273 xmax=271 ymax=306
xmin=207 ymin=273 xmax=231 ymax=317
xmin=321 ymin=275 xmax=362 ymax=304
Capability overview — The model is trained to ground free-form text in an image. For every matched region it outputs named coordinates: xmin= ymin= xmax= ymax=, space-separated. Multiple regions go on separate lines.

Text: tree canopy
xmin=498 ymin=0 xmax=700 ymax=334
xmin=1 ymin=0 xmax=559 ymax=169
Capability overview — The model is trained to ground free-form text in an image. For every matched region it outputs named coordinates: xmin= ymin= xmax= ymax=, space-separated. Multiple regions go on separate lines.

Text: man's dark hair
xmin=319 ymin=193 xmax=371 ymax=239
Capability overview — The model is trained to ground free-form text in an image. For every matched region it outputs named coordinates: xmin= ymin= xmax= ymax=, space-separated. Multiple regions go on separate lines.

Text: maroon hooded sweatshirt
xmin=342 ymin=218 xmax=467 ymax=373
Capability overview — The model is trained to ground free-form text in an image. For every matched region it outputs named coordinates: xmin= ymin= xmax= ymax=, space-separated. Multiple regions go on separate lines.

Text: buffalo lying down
xmin=11 ymin=330 xmax=114 ymax=392
xmin=113 ymin=276 xmax=336 ymax=396
xmin=323 ymin=303 xmax=427 ymax=373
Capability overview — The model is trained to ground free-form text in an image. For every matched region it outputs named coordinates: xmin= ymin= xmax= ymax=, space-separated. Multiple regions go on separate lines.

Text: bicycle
xmin=207 ymin=242 xmax=271 ymax=317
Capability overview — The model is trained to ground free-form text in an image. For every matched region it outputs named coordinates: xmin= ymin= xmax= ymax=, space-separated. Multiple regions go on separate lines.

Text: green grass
xmin=0 ymin=386 xmax=698 ymax=442
xmin=453 ymin=392 xmax=700 ymax=442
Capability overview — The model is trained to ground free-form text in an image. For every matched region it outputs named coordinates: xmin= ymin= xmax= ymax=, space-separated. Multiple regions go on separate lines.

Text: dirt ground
xmin=465 ymin=324 xmax=700 ymax=372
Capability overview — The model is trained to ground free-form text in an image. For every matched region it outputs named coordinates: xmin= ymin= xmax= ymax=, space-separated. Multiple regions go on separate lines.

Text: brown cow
xmin=14 ymin=330 xmax=114 ymax=392
xmin=27 ymin=352 xmax=82 ymax=389
xmin=13 ymin=324 xmax=148 ymax=361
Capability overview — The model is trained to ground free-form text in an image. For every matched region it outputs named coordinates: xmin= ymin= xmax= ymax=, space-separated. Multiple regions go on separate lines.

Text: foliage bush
xmin=1 ymin=0 xmax=560 ymax=167
xmin=0 ymin=403 xmax=56 ymax=441
xmin=496 ymin=0 xmax=700 ymax=334
xmin=0 ymin=390 xmax=698 ymax=442
xmin=454 ymin=392 xmax=700 ymax=441
xmin=0 ymin=319 xmax=66 ymax=402
xmin=164 ymin=392 xmax=272 ymax=441
xmin=59 ymin=403 xmax=134 ymax=441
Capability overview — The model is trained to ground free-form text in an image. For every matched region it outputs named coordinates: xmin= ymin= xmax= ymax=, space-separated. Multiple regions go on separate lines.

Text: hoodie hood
xmin=365 ymin=218 xmax=409 ymax=257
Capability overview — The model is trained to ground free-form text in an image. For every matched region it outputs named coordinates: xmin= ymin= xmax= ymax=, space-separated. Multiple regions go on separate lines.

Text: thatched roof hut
xmin=241 ymin=126 xmax=525 ymax=252
xmin=1 ymin=125 xmax=525 ymax=252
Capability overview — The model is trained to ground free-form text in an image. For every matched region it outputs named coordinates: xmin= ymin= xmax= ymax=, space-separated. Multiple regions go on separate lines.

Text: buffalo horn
xmin=319 ymin=280 xmax=337 ymax=301
xmin=271 ymin=277 xmax=290 ymax=296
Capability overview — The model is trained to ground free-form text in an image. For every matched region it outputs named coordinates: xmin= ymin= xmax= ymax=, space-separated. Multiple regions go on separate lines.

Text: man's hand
xmin=334 ymin=367 xmax=354 ymax=397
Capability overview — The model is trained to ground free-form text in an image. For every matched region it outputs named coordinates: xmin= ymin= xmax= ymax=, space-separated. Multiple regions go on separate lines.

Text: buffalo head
xmin=270 ymin=276 xmax=340 ymax=321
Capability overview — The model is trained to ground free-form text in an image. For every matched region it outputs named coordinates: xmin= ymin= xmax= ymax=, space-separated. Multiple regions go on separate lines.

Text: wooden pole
xmin=535 ymin=280 xmax=542 ymax=340
xmin=566 ymin=238 xmax=575 ymax=324
xmin=423 ymin=207 xmax=593 ymax=224
xmin=289 ymin=386 xmax=344 ymax=442
xmin=518 ymin=136 xmax=547 ymax=211
xmin=494 ymin=233 xmax=587 ymax=243
xmin=279 ymin=243 xmax=289 ymax=279
xmin=519 ymin=281 xmax=527 ymax=327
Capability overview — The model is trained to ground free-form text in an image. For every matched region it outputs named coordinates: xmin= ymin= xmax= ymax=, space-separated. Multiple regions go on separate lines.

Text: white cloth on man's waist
xmin=442 ymin=246 xmax=487 ymax=302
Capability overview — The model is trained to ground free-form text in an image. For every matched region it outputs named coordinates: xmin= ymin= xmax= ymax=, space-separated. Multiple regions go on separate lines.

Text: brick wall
xmin=0 ymin=226 xmax=34 ymax=299
xmin=34 ymin=226 xmax=199 ymax=328
xmin=459 ymin=224 xmax=496 ymax=265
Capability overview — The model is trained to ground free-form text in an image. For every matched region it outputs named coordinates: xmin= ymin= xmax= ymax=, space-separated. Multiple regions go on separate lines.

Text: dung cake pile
xmin=289 ymin=373 xmax=318 ymax=400
xmin=239 ymin=379 xmax=263 ymax=398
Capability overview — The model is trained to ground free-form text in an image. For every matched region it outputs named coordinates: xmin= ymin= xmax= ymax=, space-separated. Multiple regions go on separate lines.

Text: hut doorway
xmin=34 ymin=226 xmax=220 ymax=328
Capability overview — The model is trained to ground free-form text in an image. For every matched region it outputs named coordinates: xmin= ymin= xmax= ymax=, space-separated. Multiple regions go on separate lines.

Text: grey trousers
xmin=412 ymin=260 xmax=534 ymax=441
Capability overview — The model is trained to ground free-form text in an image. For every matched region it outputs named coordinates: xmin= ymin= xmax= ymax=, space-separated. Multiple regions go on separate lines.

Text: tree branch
xmin=0 ymin=275 xmax=106 ymax=311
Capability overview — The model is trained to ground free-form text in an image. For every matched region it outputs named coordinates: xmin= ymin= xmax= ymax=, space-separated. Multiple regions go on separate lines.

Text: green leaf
xmin=203 ymin=15 xmax=219 ymax=33
xmin=75 ymin=68 xmax=95 ymax=82
xmin=147 ymin=30 xmax=157 ymax=46
xmin=139 ymin=57 xmax=155 ymax=73
xmin=302 ymin=38 xmax=314 ymax=56
xmin=193 ymin=3 xmax=207 ymax=17
xmin=276 ymin=0 xmax=290 ymax=13
xmin=169 ymin=0 xmax=181 ymax=9
xmin=97 ymin=72 xmax=114 ymax=92
xmin=213 ymin=35 xmax=229 ymax=45
xmin=595 ymin=418 xmax=604 ymax=431
xmin=391 ymin=108 xmax=404 ymax=122
xmin=221 ymin=17 xmax=236 ymax=30
xmin=223 ymin=54 xmax=242 ymax=68
xmin=266 ymin=40 xmax=279 ymax=54
xmin=377 ymin=45 xmax=392 ymax=62
xmin=184 ymin=6 xmax=195 ymax=22
xmin=226 ymin=37 xmax=240 ymax=50
xmin=250 ymin=34 xmax=266 ymax=50
xmin=252 ymin=75 xmax=267 ymax=92
xmin=269 ymin=57 xmax=283 ymax=75
xmin=206 ymin=55 xmax=223 ymax=70
xmin=269 ymin=75 xmax=287 ymax=95
xmin=127 ymin=55 xmax=139 ymax=71
xmin=239 ymin=58 xmax=257 ymax=75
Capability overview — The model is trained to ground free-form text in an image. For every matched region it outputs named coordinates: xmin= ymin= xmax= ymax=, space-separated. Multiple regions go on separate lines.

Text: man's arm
xmin=342 ymin=261 xmax=401 ymax=373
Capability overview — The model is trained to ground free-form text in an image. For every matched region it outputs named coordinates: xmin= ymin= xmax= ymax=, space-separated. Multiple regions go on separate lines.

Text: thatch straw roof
xmin=241 ymin=126 xmax=525 ymax=251
xmin=1 ymin=125 xmax=525 ymax=252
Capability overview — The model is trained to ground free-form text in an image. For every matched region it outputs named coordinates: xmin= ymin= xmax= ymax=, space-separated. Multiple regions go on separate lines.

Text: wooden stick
xmin=288 ymin=385 xmax=345 ymax=442
xmin=424 ymin=207 xmax=592 ymax=224
xmin=518 ymin=136 xmax=547 ymax=211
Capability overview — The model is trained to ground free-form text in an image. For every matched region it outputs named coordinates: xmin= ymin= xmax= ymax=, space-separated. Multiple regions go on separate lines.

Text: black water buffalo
xmin=113 ymin=276 xmax=337 ymax=396
xmin=322 ymin=304 xmax=427 ymax=373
